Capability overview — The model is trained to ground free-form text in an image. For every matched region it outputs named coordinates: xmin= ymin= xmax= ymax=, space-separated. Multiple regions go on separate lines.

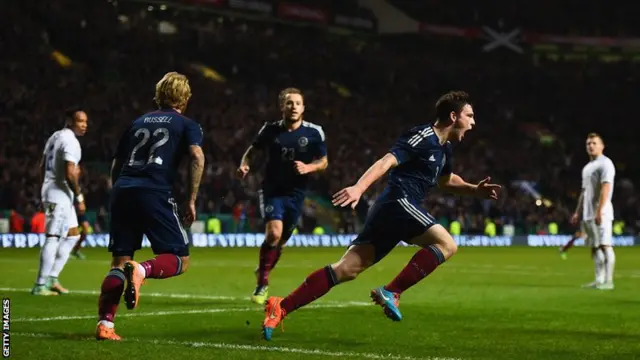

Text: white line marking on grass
xmin=0 ymin=287 xmax=235 ymax=300
xmin=13 ymin=303 xmax=372 ymax=323
xmin=0 ymin=287 xmax=371 ymax=306
xmin=14 ymin=307 xmax=254 ymax=322
xmin=14 ymin=332 xmax=461 ymax=360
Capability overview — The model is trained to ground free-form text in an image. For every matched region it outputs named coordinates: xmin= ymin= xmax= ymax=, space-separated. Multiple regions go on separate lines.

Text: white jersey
xmin=581 ymin=154 xmax=615 ymax=221
xmin=41 ymin=128 xmax=82 ymax=203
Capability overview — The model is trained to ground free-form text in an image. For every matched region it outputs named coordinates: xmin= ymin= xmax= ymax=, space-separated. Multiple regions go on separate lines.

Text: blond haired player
xmin=571 ymin=133 xmax=616 ymax=290
xmin=32 ymin=108 xmax=88 ymax=295
xmin=96 ymin=72 xmax=204 ymax=340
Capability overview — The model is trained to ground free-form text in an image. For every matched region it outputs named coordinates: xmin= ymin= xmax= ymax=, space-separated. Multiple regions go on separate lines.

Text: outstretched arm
xmin=332 ymin=153 xmax=398 ymax=208
xmin=438 ymin=174 xmax=500 ymax=200
xmin=354 ymin=153 xmax=398 ymax=193
xmin=438 ymin=173 xmax=477 ymax=195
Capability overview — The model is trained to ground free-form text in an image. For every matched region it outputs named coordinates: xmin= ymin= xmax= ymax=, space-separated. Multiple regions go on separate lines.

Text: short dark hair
xmin=64 ymin=106 xmax=83 ymax=121
xmin=435 ymin=91 xmax=471 ymax=122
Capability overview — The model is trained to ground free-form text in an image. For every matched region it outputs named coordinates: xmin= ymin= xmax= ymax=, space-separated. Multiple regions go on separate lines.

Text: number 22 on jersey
xmin=128 ymin=127 xmax=170 ymax=166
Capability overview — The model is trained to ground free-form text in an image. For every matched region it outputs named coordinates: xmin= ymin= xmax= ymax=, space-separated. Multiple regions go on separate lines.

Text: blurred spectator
xmin=0 ymin=0 xmax=637 ymax=235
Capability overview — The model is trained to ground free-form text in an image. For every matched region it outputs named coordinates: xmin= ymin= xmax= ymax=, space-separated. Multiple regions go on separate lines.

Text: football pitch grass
xmin=2 ymin=246 xmax=639 ymax=360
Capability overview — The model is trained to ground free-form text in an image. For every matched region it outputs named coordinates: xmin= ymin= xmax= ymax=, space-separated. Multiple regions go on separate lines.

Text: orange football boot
xmin=123 ymin=261 xmax=145 ymax=310
xmin=95 ymin=322 xmax=121 ymax=341
xmin=262 ymin=296 xmax=286 ymax=341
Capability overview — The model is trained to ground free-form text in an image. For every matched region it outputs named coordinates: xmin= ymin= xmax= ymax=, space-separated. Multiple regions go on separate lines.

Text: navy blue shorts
xmin=109 ymin=187 xmax=190 ymax=257
xmin=258 ymin=190 xmax=304 ymax=240
xmin=350 ymin=197 xmax=437 ymax=262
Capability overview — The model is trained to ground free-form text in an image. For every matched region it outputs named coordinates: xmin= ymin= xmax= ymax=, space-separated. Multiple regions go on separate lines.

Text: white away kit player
xmin=570 ymin=133 xmax=616 ymax=290
xmin=32 ymin=108 xmax=88 ymax=296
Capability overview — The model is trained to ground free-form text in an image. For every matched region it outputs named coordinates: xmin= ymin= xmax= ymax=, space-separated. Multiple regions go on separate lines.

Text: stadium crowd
xmin=1 ymin=0 xmax=638 ymax=235
xmin=390 ymin=0 xmax=638 ymax=36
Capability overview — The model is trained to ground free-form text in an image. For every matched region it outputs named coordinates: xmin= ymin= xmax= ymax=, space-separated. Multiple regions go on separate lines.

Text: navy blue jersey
xmin=253 ymin=120 xmax=327 ymax=194
xmin=113 ymin=109 xmax=203 ymax=191
xmin=381 ymin=125 xmax=453 ymax=202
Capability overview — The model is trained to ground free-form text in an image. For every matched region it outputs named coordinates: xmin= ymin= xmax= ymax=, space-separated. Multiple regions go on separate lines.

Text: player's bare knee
xmin=330 ymin=262 xmax=362 ymax=282
xmin=265 ymin=225 xmax=283 ymax=245
xmin=265 ymin=221 xmax=284 ymax=246
xmin=331 ymin=247 xmax=373 ymax=282
xmin=424 ymin=238 xmax=457 ymax=260
xmin=264 ymin=231 xmax=282 ymax=246
xmin=412 ymin=225 xmax=458 ymax=260
xmin=439 ymin=239 xmax=458 ymax=260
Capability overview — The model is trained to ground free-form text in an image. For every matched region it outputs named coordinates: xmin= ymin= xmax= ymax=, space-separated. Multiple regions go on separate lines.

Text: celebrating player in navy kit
xmin=95 ymin=72 xmax=205 ymax=340
xmin=237 ymin=88 xmax=328 ymax=305
xmin=261 ymin=91 xmax=501 ymax=340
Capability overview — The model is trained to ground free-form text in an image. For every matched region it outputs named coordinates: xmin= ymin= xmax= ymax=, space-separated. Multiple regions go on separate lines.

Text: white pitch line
xmin=13 ymin=307 xmax=254 ymax=322
xmin=13 ymin=302 xmax=372 ymax=323
xmin=0 ymin=287 xmax=370 ymax=306
xmin=13 ymin=332 xmax=461 ymax=360
xmin=0 ymin=287 xmax=234 ymax=300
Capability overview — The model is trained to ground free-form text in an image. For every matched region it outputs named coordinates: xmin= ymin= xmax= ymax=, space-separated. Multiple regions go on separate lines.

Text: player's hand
xmin=570 ymin=213 xmax=580 ymax=225
xmin=294 ymin=161 xmax=311 ymax=175
xmin=183 ymin=201 xmax=196 ymax=227
xmin=236 ymin=165 xmax=250 ymax=179
xmin=332 ymin=185 xmax=363 ymax=209
xmin=475 ymin=177 xmax=501 ymax=200
xmin=76 ymin=201 xmax=86 ymax=215
xmin=595 ymin=212 xmax=602 ymax=226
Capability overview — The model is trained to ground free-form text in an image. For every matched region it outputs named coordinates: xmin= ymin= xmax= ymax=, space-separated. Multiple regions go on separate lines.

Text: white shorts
xmin=43 ymin=200 xmax=78 ymax=237
xmin=581 ymin=219 xmax=613 ymax=248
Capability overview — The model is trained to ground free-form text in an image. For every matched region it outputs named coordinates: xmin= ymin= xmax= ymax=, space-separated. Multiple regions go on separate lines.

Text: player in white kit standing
xmin=570 ymin=133 xmax=616 ymax=290
xmin=32 ymin=108 xmax=88 ymax=295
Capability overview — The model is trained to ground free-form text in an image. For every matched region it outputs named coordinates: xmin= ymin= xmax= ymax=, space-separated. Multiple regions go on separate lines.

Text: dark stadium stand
xmin=1 ymin=0 xmax=638 ymax=235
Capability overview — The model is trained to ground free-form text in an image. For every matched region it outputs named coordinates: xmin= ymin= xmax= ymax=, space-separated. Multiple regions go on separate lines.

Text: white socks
xmin=36 ymin=236 xmax=60 ymax=285
xmin=98 ymin=320 xmax=114 ymax=328
xmin=593 ymin=248 xmax=606 ymax=284
xmin=49 ymin=235 xmax=81 ymax=278
xmin=603 ymin=247 xmax=616 ymax=284
xmin=593 ymin=247 xmax=616 ymax=284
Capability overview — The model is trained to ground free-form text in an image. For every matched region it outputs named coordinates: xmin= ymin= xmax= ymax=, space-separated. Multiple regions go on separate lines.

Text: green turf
xmin=2 ymin=247 xmax=640 ymax=360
